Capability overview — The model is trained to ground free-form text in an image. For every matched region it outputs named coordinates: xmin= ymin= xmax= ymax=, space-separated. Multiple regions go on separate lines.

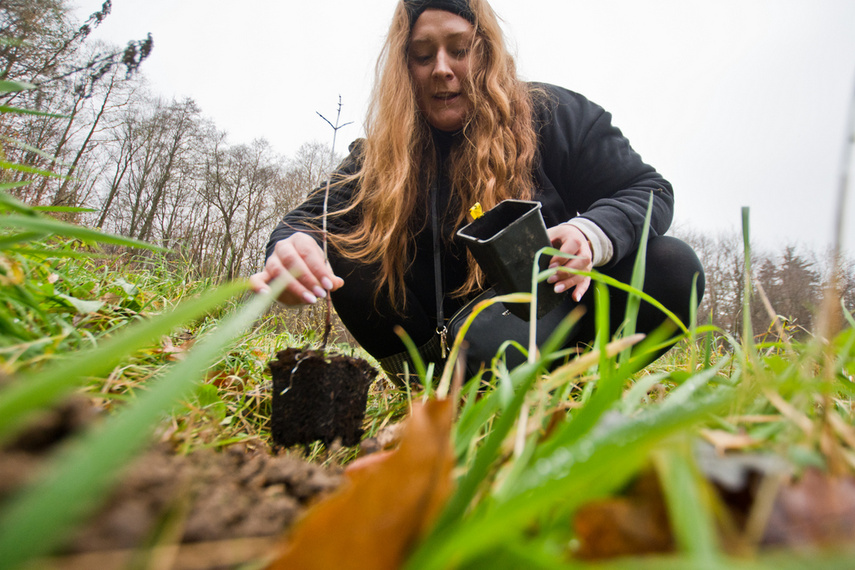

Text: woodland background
xmin=3 ymin=0 xmax=852 ymax=340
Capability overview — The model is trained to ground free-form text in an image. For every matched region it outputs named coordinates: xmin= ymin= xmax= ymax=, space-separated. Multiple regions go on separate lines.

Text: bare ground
xmin=0 ymin=398 xmax=346 ymax=569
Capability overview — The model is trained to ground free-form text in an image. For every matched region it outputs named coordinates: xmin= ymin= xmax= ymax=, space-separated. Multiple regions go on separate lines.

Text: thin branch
xmin=317 ymin=95 xmax=352 ymax=348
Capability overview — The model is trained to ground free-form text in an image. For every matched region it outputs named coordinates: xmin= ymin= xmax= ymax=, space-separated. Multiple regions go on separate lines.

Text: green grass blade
xmin=0 ymin=160 xmax=66 ymax=178
xmin=688 ymin=272 xmax=700 ymax=371
xmin=437 ymin=292 xmax=531 ymax=398
xmin=0 ymin=232 xmax=48 ymax=248
xmin=406 ymin=388 xmax=733 ymax=570
xmin=0 ymin=182 xmax=33 ymax=199
xmin=620 ymin=192 xmax=654 ymax=363
xmin=31 ymin=205 xmax=96 ymax=214
xmin=0 ymin=280 xmax=283 ymax=569
xmin=435 ymin=359 xmax=543 ymax=529
xmin=661 ymin=357 xmax=731 ymax=411
xmin=0 ymin=246 xmax=104 ymax=259
xmin=0 ymin=105 xmax=67 ymax=118
xmin=0 ymin=80 xmax=35 ymax=93
xmin=549 ymin=268 xmax=690 ymax=336
xmin=0 ymin=214 xmax=169 ymax=251
xmin=655 ymin=445 xmax=721 ymax=560
xmin=0 ymin=135 xmax=74 ymax=168
xmin=393 ymin=325 xmax=430 ymax=387
xmin=622 ymin=371 xmax=670 ymax=414
xmin=741 ymin=207 xmax=754 ymax=350
xmin=594 ymin=280 xmax=611 ymax=374
xmin=0 ymin=280 xmax=248 ymax=443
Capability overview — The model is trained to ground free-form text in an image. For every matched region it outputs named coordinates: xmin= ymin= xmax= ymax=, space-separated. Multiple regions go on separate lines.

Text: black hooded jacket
xmin=265 ymin=83 xmax=674 ymax=315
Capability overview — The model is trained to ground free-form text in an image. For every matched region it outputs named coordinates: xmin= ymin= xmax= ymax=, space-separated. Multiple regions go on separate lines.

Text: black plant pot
xmin=269 ymin=348 xmax=377 ymax=448
xmin=456 ymin=199 xmax=565 ymax=320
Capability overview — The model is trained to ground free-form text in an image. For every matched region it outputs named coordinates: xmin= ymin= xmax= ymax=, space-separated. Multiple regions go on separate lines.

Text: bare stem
xmin=317 ymin=96 xmax=353 ymax=348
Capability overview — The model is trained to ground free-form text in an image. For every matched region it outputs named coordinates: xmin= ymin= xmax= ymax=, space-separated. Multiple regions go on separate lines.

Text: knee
xmin=645 ymin=236 xmax=705 ymax=315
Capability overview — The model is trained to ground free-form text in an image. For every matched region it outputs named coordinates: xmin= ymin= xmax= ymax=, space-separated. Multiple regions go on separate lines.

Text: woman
xmin=250 ymin=0 xmax=704 ymax=377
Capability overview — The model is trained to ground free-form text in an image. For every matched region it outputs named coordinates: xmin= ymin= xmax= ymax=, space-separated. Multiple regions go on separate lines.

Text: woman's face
xmin=407 ymin=9 xmax=476 ymax=132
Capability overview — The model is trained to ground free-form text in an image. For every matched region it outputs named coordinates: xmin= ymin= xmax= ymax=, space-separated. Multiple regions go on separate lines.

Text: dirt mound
xmin=0 ymin=398 xmax=344 ymax=566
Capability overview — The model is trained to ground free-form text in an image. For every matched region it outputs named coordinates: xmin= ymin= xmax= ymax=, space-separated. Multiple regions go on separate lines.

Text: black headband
xmin=404 ymin=0 xmax=475 ymax=27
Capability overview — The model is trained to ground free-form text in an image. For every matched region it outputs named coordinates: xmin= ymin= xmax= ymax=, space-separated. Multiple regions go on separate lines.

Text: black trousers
xmin=330 ymin=235 xmax=704 ymax=363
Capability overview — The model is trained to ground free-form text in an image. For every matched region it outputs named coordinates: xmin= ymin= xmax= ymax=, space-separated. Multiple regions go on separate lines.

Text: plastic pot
xmin=456 ymin=199 xmax=564 ymax=320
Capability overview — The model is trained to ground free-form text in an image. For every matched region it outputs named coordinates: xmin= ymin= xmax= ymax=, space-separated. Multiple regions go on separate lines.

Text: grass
xmin=1 ymin=197 xmax=854 ymax=568
xmin=2 ymin=80 xmax=854 ymax=566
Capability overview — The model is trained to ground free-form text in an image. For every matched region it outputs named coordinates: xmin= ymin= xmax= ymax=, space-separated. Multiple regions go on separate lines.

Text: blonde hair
xmin=330 ymin=0 xmax=540 ymax=308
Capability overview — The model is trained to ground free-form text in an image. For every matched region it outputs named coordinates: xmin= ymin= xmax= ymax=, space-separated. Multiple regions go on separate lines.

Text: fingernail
xmin=302 ymin=291 xmax=318 ymax=304
xmin=554 ymin=283 xmax=566 ymax=294
xmin=321 ymin=277 xmax=334 ymax=290
xmin=259 ymin=287 xmax=270 ymax=294
xmin=547 ymin=275 xmax=557 ymax=284
xmin=313 ymin=286 xmax=327 ymax=299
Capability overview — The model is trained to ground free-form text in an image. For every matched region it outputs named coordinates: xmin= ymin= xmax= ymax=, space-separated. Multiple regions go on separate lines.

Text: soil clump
xmin=0 ymin=398 xmax=344 ymax=565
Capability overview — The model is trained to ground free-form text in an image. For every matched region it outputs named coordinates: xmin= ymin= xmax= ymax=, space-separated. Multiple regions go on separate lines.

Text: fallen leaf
xmin=100 ymin=291 xmax=123 ymax=305
xmin=573 ymin=470 xmax=673 ymax=559
xmin=206 ymin=368 xmax=251 ymax=388
xmin=700 ymin=428 xmax=758 ymax=454
xmin=58 ymin=293 xmax=104 ymax=315
xmin=762 ymin=468 xmax=855 ymax=547
xmin=268 ymin=398 xmax=455 ymax=570
xmin=154 ymin=336 xmax=195 ymax=361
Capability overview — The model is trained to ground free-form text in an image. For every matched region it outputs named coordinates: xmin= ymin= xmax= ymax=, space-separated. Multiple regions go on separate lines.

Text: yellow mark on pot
xmin=469 ymin=202 xmax=484 ymax=220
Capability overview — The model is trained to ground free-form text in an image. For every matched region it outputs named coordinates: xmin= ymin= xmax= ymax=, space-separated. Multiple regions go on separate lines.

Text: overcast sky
xmin=74 ymin=0 xmax=855 ymax=255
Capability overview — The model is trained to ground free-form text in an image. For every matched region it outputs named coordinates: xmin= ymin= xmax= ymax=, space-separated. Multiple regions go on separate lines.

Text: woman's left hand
xmin=546 ymin=224 xmax=593 ymax=302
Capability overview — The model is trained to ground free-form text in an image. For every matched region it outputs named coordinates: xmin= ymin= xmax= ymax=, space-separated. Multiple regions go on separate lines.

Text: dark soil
xmin=269 ymin=348 xmax=377 ymax=448
xmin=0 ymin=398 xmax=346 ymax=567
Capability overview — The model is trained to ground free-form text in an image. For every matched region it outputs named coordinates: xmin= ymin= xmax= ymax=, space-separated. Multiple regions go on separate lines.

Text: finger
xmin=272 ymin=240 xmax=326 ymax=304
xmin=289 ymin=234 xmax=348 ymax=295
xmin=292 ymin=235 xmax=341 ymax=294
xmin=251 ymin=248 xmax=316 ymax=305
xmin=547 ymin=256 xmax=591 ymax=286
xmin=249 ymin=272 xmax=272 ymax=294
xmin=264 ymin=249 xmax=321 ymax=306
xmin=324 ymin=260 xmax=345 ymax=291
xmin=571 ymin=276 xmax=592 ymax=302
xmin=553 ymin=273 xmax=588 ymax=294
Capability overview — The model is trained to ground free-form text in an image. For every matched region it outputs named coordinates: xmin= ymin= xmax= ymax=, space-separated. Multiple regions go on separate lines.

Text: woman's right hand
xmin=249 ymin=232 xmax=344 ymax=305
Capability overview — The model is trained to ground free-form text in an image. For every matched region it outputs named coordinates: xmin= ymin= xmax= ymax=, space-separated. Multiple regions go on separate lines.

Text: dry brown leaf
xmin=763 ymin=468 xmax=855 ymax=547
xmin=700 ymin=429 xmax=758 ymax=454
xmin=155 ymin=337 xmax=195 ymax=361
xmin=267 ymin=398 xmax=455 ymax=570
xmin=205 ymin=368 xmax=251 ymax=388
xmin=573 ymin=470 xmax=673 ymax=559
xmin=100 ymin=291 xmax=123 ymax=305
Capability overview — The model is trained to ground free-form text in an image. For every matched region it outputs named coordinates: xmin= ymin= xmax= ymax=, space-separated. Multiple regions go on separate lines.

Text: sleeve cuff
xmin=563 ymin=218 xmax=613 ymax=267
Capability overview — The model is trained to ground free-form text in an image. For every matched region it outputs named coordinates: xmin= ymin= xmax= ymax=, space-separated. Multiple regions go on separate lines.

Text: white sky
xmin=73 ymin=0 xmax=855 ymax=255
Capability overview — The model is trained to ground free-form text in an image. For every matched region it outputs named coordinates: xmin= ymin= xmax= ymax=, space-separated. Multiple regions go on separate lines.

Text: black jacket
xmin=265 ymin=83 xmax=673 ymax=311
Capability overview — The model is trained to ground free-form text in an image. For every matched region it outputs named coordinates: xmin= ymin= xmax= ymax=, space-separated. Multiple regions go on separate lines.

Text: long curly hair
xmin=330 ymin=0 xmax=540 ymax=308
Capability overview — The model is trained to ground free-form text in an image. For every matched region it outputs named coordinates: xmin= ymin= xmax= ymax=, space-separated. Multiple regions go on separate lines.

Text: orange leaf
xmin=206 ymin=368 xmax=251 ymax=388
xmin=268 ymin=398 xmax=455 ymax=570
xmin=154 ymin=336 xmax=196 ymax=361
xmin=573 ymin=470 xmax=673 ymax=559
xmin=700 ymin=428 xmax=758 ymax=454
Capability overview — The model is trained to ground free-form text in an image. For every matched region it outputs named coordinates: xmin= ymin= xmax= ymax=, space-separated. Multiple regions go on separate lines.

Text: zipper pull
xmin=438 ymin=326 xmax=449 ymax=358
